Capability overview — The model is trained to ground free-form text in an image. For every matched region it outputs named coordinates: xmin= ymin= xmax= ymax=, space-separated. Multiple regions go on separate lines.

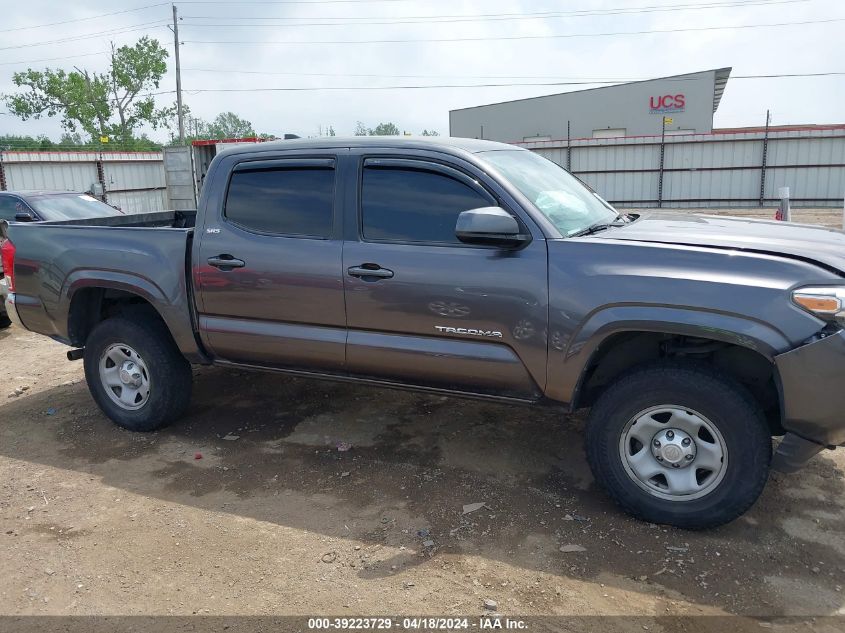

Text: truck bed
xmin=3 ymin=210 xmax=203 ymax=361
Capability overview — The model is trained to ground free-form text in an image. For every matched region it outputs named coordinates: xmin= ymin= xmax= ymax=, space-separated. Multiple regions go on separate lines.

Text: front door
xmin=342 ymin=153 xmax=548 ymax=398
xmin=195 ymin=154 xmax=346 ymax=370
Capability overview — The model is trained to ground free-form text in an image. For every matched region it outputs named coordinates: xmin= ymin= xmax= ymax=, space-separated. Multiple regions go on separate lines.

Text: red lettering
xmin=650 ymin=94 xmax=686 ymax=110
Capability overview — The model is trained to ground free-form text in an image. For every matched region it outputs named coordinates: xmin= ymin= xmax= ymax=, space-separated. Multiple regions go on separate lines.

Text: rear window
xmin=224 ymin=167 xmax=335 ymax=237
xmin=28 ymin=194 xmax=118 ymax=220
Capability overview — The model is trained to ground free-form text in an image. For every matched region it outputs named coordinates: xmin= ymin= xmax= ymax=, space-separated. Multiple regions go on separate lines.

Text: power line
xmin=181 ymin=73 xmax=845 ymax=93
xmin=182 ymin=67 xmax=643 ymax=80
xmin=734 ymin=71 xmax=845 ymax=78
xmin=180 ymin=68 xmax=845 ymax=82
xmin=180 ymin=0 xmax=810 ymax=27
xmin=0 ymin=21 xmax=171 ymax=51
xmin=182 ymin=16 xmax=845 ymax=46
xmin=175 ymin=0 xmax=515 ymax=3
xmin=0 ymin=3 xmax=169 ymax=34
xmin=0 ymin=0 xmax=803 ymax=37
xmin=0 ymin=51 xmax=110 ymax=67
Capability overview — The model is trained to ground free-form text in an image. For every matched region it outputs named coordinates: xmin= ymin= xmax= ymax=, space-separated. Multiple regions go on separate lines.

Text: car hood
xmin=593 ymin=212 xmax=845 ymax=275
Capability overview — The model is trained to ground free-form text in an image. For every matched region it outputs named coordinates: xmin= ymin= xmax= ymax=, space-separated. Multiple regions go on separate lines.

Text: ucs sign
xmin=650 ymin=94 xmax=686 ymax=113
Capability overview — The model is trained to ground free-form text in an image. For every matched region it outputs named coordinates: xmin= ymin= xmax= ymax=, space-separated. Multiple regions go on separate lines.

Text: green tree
xmin=59 ymin=132 xmax=85 ymax=146
xmin=177 ymin=110 xmax=266 ymax=143
xmin=354 ymin=121 xmax=401 ymax=136
xmin=421 ymin=129 xmax=440 ymax=136
xmin=0 ymin=134 xmax=55 ymax=150
xmin=370 ymin=122 xmax=400 ymax=136
xmin=206 ymin=111 xmax=256 ymax=139
xmin=4 ymin=37 xmax=170 ymax=143
xmin=0 ymin=132 xmax=162 ymax=151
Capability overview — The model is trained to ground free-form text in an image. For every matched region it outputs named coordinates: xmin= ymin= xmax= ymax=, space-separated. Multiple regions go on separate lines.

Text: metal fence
xmin=518 ymin=125 xmax=845 ymax=208
xmin=0 ymin=150 xmax=167 ymax=214
xmin=3 ymin=132 xmax=843 ymax=212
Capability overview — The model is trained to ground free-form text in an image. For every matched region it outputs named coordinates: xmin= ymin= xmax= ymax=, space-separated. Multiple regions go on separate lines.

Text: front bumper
xmin=775 ymin=329 xmax=845 ymax=447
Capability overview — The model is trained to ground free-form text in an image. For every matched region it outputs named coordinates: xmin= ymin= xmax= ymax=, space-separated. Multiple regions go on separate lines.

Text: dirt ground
xmin=1 ymin=209 xmax=845 ymax=631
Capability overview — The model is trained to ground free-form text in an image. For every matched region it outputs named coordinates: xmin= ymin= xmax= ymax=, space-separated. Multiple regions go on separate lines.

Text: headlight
xmin=792 ymin=286 xmax=845 ymax=323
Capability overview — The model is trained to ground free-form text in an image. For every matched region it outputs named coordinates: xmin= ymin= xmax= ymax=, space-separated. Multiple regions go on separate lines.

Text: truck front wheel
xmin=585 ymin=362 xmax=771 ymax=529
xmin=83 ymin=316 xmax=192 ymax=432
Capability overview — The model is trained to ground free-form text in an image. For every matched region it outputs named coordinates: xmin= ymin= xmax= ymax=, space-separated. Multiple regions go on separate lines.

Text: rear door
xmin=342 ymin=150 xmax=549 ymax=398
xmin=195 ymin=151 xmax=347 ymax=370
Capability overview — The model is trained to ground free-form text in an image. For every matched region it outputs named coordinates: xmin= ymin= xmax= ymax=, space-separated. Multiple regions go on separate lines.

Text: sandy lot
xmin=1 ymin=325 xmax=844 ymax=629
xmin=1 ymin=209 xmax=845 ymax=631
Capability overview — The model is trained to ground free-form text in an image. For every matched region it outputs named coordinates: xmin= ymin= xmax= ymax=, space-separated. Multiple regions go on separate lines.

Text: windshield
xmin=28 ymin=194 xmax=120 ymax=220
xmin=479 ymin=149 xmax=619 ymax=236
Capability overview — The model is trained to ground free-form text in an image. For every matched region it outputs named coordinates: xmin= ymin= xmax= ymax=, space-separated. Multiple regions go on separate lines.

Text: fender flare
xmin=61 ymin=270 xmax=202 ymax=360
xmin=547 ymin=304 xmax=791 ymax=406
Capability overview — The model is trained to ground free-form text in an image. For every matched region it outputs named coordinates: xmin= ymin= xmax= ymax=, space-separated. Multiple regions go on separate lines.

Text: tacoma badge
xmin=435 ymin=326 xmax=503 ymax=338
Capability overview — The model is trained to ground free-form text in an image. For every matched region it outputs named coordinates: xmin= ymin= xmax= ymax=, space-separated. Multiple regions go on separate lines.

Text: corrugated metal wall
xmin=0 ymin=151 xmax=167 ymax=214
xmin=521 ymin=127 xmax=845 ymax=208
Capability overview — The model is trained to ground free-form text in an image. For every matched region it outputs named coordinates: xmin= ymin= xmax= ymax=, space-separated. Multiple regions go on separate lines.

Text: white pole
xmin=778 ymin=186 xmax=791 ymax=222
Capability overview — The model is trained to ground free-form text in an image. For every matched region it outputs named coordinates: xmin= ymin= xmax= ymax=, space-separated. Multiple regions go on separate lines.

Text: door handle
xmin=208 ymin=255 xmax=245 ymax=270
xmin=348 ymin=265 xmax=394 ymax=280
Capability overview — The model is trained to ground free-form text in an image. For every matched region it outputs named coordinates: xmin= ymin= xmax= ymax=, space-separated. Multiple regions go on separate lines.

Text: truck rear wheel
xmin=83 ymin=316 xmax=192 ymax=432
xmin=585 ymin=362 xmax=771 ymax=529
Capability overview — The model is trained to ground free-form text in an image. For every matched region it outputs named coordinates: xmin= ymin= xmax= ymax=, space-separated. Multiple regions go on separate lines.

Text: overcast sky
xmin=1 ymin=0 xmax=843 ymax=141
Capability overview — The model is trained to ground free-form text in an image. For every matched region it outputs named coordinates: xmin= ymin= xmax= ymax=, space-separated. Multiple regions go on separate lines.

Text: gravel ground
xmin=1 ymin=210 xmax=844 ymax=631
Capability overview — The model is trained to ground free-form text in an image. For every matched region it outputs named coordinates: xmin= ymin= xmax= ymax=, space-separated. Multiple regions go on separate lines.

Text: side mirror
xmin=455 ymin=207 xmax=529 ymax=247
xmin=14 ymin=212 xmax=34 ymax=222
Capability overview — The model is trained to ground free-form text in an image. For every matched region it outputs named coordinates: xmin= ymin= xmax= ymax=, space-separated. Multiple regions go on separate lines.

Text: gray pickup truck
xmin=3 ymin=137 xmax=845 ymax=529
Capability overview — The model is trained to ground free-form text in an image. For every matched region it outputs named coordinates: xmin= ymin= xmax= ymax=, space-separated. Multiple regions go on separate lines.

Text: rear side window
xmin=361 ymin=166 xmax=492 ymax=244
xmin=225 ymin=166 xmax=335 ymax=237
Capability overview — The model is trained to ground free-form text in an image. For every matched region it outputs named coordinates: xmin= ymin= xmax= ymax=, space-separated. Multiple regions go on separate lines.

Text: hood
xmin=593 ymin=212 xmax=845 ymax=275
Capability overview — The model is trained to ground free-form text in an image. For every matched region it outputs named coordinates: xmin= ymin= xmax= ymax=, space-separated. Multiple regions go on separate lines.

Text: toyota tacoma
xmin=3 ymin=137 xmax=844 ymax=529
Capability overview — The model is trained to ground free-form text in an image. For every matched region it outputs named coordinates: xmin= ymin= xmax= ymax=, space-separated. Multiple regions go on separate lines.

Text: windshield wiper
xmin=568 ymin=217 xmax=629 ymax=238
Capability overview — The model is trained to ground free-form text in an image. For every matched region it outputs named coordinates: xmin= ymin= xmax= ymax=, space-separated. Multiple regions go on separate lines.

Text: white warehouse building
xmin=449 ymin=68 xmax=732 ymax=142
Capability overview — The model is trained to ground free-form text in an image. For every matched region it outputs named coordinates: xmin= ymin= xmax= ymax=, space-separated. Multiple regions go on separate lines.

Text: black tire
xmin=585 ymin=362 xmax=771 ymax=529
xmin=0 ymin=313 xmax=11 ymax=329
xmin=83 ymin=316 xmax=192 ymax=432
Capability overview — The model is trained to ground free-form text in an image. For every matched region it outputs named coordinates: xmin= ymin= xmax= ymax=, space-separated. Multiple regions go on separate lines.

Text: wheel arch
xmin=68 ymin=284 xmax=169 ymax=346
xmin=62 ymin=272 xmax=207 ymax=362
xmin=549 ymin=306 xmax=790 ymax=434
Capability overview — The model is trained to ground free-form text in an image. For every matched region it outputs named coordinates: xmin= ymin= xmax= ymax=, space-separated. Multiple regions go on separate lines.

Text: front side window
xmin=225 ymin=166 xmax=335 ymax=237
xmin=361 ymin=166 xmax=493 ymax=244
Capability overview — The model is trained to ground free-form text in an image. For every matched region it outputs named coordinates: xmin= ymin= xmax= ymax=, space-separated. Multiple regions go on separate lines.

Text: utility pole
xmin=759 ymin=109 xmax=771 ymax=207
xmin=657 ymin=116 xmax=668 ymax=209
xmin=172 ymin=4 xmax=185 ymax=144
